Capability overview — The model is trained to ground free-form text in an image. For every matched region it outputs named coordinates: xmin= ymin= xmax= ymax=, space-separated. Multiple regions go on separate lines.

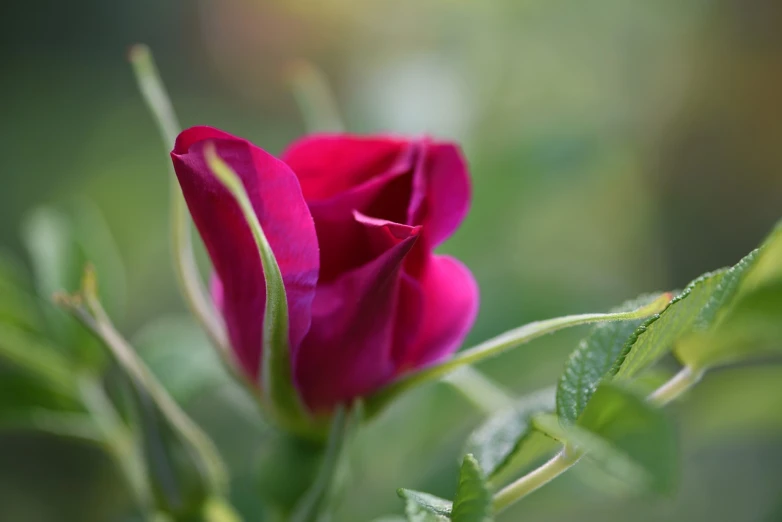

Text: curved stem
xmin=287 ymin=59 xmax=345 ymax=133
xmin=443 ymin=367 xmax=515 ymax=414
xmin=57 ymin=270 xmax=228 ymax=495
xmin=79 ymin=377 xmax=153 ymax=515
xmin=129 ymin=44 xmax=267 ymax=406
xmin=648 ymin=366 xmax=704 ymax=407
xmin=129 ymin=44 xmax=229 ymax=358
xmin=492 ymin=449 xmax=581 ymax=513
xmin=491 ymin=364 xmax=701 ymax=515
xmin=367 ymin=293 xmax=672 ymax=416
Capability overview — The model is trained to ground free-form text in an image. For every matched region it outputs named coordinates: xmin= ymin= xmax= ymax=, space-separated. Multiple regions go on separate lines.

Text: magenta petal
xmin=410 ymin=143 xmax=472 ymax=248
xmin=282 ymin=134 xmax=408 ymax=201
xmin=395 ymin=255 xmax=479 ymax=370
xmin=171 ymin=126 xmax=319 ymax=382
xmin=210 ymin=274 xmax=224 ymax=315
xmin=305 ymin=166 xmax=413 ymax=282
xmin=291 ymin=138 xmax=418 ymax=281
xmin=294 ymin=213 xmax=421 ymax=412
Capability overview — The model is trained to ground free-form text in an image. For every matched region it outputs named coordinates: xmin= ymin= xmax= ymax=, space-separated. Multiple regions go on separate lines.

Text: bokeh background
xmin=2 ymin=0 xmax=782 ymax=521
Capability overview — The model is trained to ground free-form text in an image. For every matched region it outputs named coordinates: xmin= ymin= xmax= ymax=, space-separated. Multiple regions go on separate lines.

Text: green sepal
xmin=204 ymin=144 xmax=312 ymax=435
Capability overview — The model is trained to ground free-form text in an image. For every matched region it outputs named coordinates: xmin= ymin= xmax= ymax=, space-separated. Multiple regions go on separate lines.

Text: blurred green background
xmin=2 ymin=0 xmax=782 ymax=520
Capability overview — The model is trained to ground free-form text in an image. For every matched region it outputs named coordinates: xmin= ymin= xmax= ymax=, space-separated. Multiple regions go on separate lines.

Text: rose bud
xmin=171 ymin=126 xmax=478 ymax=414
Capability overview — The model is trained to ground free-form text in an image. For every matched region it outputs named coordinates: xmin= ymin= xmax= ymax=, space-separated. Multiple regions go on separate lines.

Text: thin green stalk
xmin=287 ymin=60 xmax=345 ymax=133
xmin=443 ymin=367 xmax=515 ymax=414
xmin=79 ymin=377 xmax=153 ymax=516
xmin=129 ymin=44 xmax=270 ymax=416
xmin=25 ymin=410 xmax=103 ymax=444
xmin=204 ymin=145 xmax=312 ymax=434
xmin=368 ymin=294 xmax=672 ymax=416
xmin=289 ymin=406 xmax=349 ymax=522
xmin=57 ymin=269 xmax=228 ymax=495
xmin=491 ymin=363 xmax=701 ymax=515
xmin=492 ymin=449 xmax=580 ymax=513
xmin=647 ymin=366 xmax=703 ymax=407
xmin=0 ymin=324 xmax=79 ymax=398
xmin=128 ymin=44 xmax=229 ymax=360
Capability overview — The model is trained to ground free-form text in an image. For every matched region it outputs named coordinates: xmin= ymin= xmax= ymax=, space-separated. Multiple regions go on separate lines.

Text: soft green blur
xmin=2 ymin=1 xmax=782 ymax=520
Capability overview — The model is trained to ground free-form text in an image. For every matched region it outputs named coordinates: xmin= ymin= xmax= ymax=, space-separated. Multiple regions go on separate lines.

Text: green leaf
xmin=675 ymin=311 xmax=782 ymax=372
xmin=615 ymin=223 xmax=782 ymax=379
xmin=578 ymin=384 xmax=677 ymax=494
xmin=464 ymin=388 xmax=555 ymax=482
xmin=0 ymin=367 xmax=92 ymax=440
xmin=0 ymin=370 xmax=80 ymax=420
xmin=201 ymin=497 xmax=243 ymax=522
xmin=204 ymin=144 xmax=308 ymax=430
xmin=0 ymin=252 xmax=41 ymax=331
xmin=676 ymin=222 xmax=782 ymax=370
xmin=21 ymin=203 xmax=124 ymax=369
xmin=397 ymin=490 xmax=451 ymax=522
xmin=21 ymin=207 xmax=84 ymax=348
xmin=1 ymin=409 xmax=99 ymax=441
xmin=0 ymin=323 xmax=78 ymax=394
xmin=367 ymin=294 xmax=671 ymax=417
xmin=452 ymin=455 xmax=492 ymax=522
xmin=613 ymin=270 xmax=726 ymax=379
xmin=737 ymin=221 xmax=782 ymax=288
xmin=21 ymin=207 xmax=78 ymax=303
xmin=67 ymin=198 xmax=127 ymax=318
xmin=133 ymin=317 xmax=231 ymax=403
xmin=557 ymin=294 xmax=666 ymax=424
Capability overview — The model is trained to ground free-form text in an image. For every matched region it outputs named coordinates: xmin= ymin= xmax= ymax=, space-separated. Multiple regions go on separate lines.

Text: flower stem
xmin=647 ymin=366 xmax=704 ymax=407
xmin=443 ymin=367 xmax=515 ymax=413
xmin=286 ymin=59 xmax=344 ymax=133
xmin=491 ymin=364 xmax=701 ymax=515
xmin=129 ymin=45 xmax=272 ymax=414
xmin=366 ymin=293 xmax=672 ymax=416
xmin=128 ymin=44 xmax=230 ymax=359
xmin=57 ymin=268 xmax=228 ymax=495
xmin=492 ymin=449 xmax=581 ymax=513
xmin=79 ymin=377 xmax=153 ymax=515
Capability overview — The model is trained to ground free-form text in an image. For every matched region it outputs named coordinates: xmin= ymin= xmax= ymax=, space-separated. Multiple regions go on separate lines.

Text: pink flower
xmin=171 ymin=126 xmax=478 ymax=413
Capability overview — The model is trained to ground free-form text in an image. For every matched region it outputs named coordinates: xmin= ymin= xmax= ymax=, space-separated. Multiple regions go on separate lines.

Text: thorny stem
xmin=492 ymin=364 xmax=702 ymax=515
